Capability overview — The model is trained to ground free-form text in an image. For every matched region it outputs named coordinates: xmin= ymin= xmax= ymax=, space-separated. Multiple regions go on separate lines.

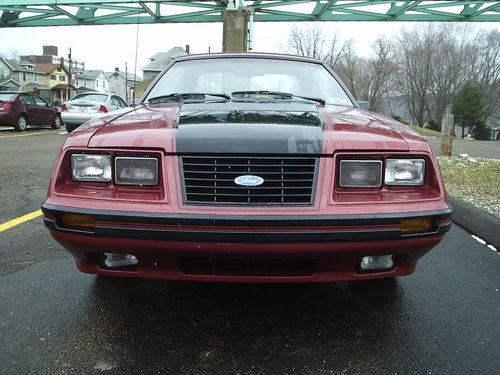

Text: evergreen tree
xmin=452 ymin=82 xmax=489 ymax=139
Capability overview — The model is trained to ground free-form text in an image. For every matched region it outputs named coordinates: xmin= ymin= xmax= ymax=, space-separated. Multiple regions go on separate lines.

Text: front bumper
xmin=42 ymin=203 xmax=452 ymax=282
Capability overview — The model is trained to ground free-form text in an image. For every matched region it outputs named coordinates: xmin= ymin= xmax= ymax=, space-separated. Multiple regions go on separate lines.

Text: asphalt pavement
xmin=1 ymin=226 xmax=499 ymax=374
xmin=0 ymin=127 xmax=499 ymax=374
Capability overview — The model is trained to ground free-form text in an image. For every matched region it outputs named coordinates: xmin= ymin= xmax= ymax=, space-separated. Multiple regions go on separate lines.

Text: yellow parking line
xmin=0 ymin=131 xmax=50 ymax=139
xmin=0 ymin=210 xmax=43 ymax=232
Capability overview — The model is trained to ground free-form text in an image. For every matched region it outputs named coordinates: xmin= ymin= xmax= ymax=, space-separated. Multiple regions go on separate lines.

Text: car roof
xmin=173 ymin=52 xmax=324 ymax=64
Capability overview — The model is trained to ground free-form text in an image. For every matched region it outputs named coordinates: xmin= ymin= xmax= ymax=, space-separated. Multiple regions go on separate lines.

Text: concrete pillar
xmin=440 ymin=110 xmax=454 ymax=157
xmin=222 ymin=10 xmax=249 ymax=52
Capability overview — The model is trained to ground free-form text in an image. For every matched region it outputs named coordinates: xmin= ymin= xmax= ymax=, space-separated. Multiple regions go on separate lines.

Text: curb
xmin=449 ymin=196 xmax=500 ymax=250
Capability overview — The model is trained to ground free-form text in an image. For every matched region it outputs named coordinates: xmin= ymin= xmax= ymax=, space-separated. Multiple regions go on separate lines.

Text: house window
xmin=22 ymin=72 xmax=27 ymax=81
xmin=56 ymin=67 xmax=62 ymax=72
xmin=50 ymin=74 xmax=56 ymax=80
xmin=60 ymin=76 xmax=65 ymax=82
xmin=84 ymin=81 xmax=87 ymax=87
xmin=34 ymin=75 xmax=38 ymax=82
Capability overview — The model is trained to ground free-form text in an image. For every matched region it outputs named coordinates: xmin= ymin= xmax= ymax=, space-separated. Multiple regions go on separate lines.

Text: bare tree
xmin=335 ymin=41 xmax=359 ymax=99
xmin=336 ymin=38 xmax=395 ymax=111
xmin=393 ymin=25 xmax=437 ymax=127
xmin=286 ymin=24 xmax=349 ymax=70
xmin=0 ymin=49 xmax=23 ymax=60
xmin=286 ymin=25 xmax=326 ymax=60
xmin=466 ymin=29 xmax=500 ymax=121
xmin=425 ymin=24 xmax=472 ymax=127
xmin=363 ymin=38 xmax=396 ymax=111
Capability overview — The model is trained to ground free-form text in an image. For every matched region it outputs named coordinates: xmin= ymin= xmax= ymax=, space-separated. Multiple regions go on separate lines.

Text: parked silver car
xmin=61 ymin=92 xmax=128 ymax=133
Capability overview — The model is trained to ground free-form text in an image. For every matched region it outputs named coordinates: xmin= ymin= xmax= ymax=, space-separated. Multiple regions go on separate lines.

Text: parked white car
xmin=61 ymin=92 xmax=128 ymax=133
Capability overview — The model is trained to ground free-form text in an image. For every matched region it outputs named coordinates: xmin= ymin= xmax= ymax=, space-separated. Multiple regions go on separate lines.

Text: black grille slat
xmin=181 ymin=155 xmax=317 ymax=205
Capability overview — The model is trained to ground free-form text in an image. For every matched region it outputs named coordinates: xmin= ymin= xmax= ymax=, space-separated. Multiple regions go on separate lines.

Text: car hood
xmin=75 ymin=102 xmax=427 ymax=154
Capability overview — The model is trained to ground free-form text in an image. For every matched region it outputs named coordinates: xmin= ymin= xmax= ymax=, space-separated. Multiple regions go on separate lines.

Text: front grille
xmin=181 ymin=155 xmax=317 ymax=205
xmin=179 ymin=257 xmax=318 ymax=277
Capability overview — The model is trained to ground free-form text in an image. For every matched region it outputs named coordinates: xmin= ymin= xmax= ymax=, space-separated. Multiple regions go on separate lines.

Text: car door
xmin=33 ymin=95 xmax=53 ymax=125
xmin=19 ymin=94 xmax=38 ymax=124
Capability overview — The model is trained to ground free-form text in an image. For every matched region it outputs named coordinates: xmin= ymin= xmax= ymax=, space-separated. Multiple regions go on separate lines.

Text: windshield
xmin=145 ymin=58 xmax=353 ymax=106
xmin=71 ymin=93 xmax=108 ymax=102
xmin=0 ymin=93 xmax=16 ymax=102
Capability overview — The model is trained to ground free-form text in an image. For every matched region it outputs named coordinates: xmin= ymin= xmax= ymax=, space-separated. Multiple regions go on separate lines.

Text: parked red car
xmin=42 ymin=53 xmax=452 ymax=282
xmin=0 ymin=91 xmax=61 ymax=131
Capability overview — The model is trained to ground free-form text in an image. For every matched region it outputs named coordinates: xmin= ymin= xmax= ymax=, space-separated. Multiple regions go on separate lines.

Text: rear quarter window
xmin=0 ymin=93 xmax=16 ymax=102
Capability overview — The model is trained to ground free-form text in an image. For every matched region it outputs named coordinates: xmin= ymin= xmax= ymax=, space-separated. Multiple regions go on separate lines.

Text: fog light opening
xmin=102 ymin=253 xmax=139 ymax=268
xmin=359 ymin=255 xmax=394 ymax=272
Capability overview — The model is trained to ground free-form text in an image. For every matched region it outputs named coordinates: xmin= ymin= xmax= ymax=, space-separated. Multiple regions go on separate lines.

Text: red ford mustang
xmin=42 ymin=53 xmax=452 ymax=282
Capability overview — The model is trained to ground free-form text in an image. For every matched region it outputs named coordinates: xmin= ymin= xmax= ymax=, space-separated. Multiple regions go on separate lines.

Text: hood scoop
xmin=176 ymin=102 xmax=324 ymax=154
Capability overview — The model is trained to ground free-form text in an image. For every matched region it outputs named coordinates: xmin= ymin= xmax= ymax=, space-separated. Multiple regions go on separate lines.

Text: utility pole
xmin=67 ymin=47 xmax=72 ymax=101
xmin=125 ymin=62 xmax=128 ymax=103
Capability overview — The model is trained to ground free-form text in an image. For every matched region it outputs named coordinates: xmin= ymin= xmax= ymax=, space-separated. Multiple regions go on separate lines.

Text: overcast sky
xmin=0 ymin=21 xmax=498 ymax=75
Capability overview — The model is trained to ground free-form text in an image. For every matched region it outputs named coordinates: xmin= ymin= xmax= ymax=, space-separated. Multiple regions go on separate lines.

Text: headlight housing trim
xmin=385 ymin=158 xmax=425 ymax=186
xmin=339 ymin=160 xmax=383 ymax=188
xmin=71 ymin=153 xmax=112 ymax=182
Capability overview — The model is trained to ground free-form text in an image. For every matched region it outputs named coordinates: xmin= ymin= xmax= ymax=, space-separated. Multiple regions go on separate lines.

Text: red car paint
xmin=42 ymin=53 xmax=451 ymax=282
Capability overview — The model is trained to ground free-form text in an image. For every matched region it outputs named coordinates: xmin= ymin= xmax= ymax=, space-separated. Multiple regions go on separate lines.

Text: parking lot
xmin=1 ymin=127 xmax=499 ymax=374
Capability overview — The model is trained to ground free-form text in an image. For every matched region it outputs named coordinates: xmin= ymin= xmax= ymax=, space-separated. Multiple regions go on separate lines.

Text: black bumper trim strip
xmin=43 ymin=218 xmax=451 ymax=244
xmin=42 ymin=203 xmax=452 ymax=228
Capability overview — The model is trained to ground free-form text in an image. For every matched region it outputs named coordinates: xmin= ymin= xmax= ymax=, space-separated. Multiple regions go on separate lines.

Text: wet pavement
xmin=1 ymin=225 xmax=499 ymax=374
xmin=0 ymin=127 xmax=499 ymax=374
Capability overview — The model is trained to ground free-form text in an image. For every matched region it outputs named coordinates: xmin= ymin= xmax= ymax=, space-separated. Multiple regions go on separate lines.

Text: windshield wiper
xmin=147 ymin=92 xmax=230 ymax=103
xmin=231 ymin=90 xmax=325 ymax=105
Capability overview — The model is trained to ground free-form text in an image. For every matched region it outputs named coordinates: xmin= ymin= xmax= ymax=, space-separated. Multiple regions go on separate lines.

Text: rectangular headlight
xmin=115 ymin=157 xmax=158 ymax=185
xmin=385 ymin=159 xmax=425 ymax=185
xmin=71 ymin=154 xmax=111 ymax=182
xmin=339 ymin=160 xmax=382 ymax=187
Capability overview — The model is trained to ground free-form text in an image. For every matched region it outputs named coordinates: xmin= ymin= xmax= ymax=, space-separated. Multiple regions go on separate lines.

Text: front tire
xmin=14 ymin=115 xmax=28 ymax=132
xmin=65 ymin=123 xmax=78 ymax=133
xmin=51 ymin=114 xmax=62 ymax=129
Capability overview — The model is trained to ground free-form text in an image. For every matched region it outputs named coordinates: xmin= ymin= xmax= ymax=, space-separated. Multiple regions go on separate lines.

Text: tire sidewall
xmin=15 ymin=115 xmax=27 ymax=132
xmin=52 ymin=114 xmax=62 ymax=129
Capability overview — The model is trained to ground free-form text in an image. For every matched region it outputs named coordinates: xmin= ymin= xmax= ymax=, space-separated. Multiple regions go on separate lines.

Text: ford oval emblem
xmin=234 ymin=175 xmax=264 ymax=187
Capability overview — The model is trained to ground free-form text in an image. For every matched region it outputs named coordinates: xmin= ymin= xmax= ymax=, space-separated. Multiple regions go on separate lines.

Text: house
xmin=0 ymin=57 xmax=20 ymax=91
xmin=36 ymin=63 xmax=75 ymax=104
xmin=21 ymin=45 xmax=85 ymax=72
xmin=142 ymin=47 xmax=187 ymax=81
xmin=73 ymin=70 xmax=110 ymax=93
xmin=106 ymin=68 xmax=141 ymax=101
xmin=133 ymin=47 xmax=187 ymax=98
xmin=0 ymin=56 xmax=49 ymax=99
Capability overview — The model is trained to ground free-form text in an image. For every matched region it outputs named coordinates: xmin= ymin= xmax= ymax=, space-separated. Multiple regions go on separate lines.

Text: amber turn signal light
xmin=59 ymin=213 xmax=95 ymax=231
xmin=400 ymin=218 xmax=433 ymax=234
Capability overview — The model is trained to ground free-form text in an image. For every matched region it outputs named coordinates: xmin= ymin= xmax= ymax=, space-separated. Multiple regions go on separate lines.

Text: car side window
xmin=20 ymin=95 xmax=35 ymax=105
xmin=112 ymin=96 xmax=126 ymax=107
xmin=117 ymin=97 xmax=127 ymax=107
xmin=34 ymin=96 xmax=48 ymax=107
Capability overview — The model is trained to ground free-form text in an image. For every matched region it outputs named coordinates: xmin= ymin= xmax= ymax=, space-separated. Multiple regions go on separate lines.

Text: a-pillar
xmin=222 ymin=9 xmax=249 ymax=52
